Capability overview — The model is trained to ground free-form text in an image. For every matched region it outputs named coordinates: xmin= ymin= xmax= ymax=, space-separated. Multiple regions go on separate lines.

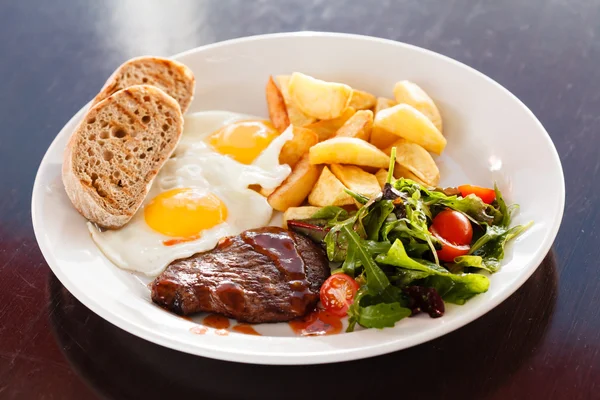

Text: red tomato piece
xmin=458 ymin=184 xmax=496 ymax=204
xmin=430 ymin=231 xmax=470 ymax=262
xmin=430 ymin=210 xmax=473 ymax=245
xmin=319 ymin=273 xmax=360 ymax=317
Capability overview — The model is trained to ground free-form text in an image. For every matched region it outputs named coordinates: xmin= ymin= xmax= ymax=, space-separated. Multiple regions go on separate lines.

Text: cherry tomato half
xmin=431 ymin=231 xmax=470 ymax=262
xmin=458 ymin=184 xmax=496 ymax=204
xmin=430 ymin=210 xmax=473 ymax=245
xmin=430 ymin=210 xmax=473 ymax=262
xmin=319 ymin=273 xmax=360 ymax=317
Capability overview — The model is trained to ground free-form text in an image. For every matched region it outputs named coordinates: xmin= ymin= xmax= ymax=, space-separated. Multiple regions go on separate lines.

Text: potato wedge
xmin=330 ymin=164 xmax=380 ymax=199
xmin=276 ymin=75 xmax=316 ymax=126
xmin=266 ymin=76 xmax=290 ymax=132
xmin=334 ymin=109 xmax=373 ymax=141
xmin=283 ymin=206 xmax=322 ymax=228
xmin=267 ymin=154 xmax=322 ymax=211
xmin=394 ymin=80 xmax=442 ymax=132
xmin=308 ymin=166 xmax=355 ymax=207
xmin=305 ymin=107 xmax=356 ymax=141
xmin=374 ymin=97 xmax=396 ymax=114
xmin=374 ymin=104 xmax=447 ymax=154
xmin=288 ymin=72 xmax=353 ymax=120
xmin=348 ymin=89 xmax=377 ymax=110
xmin=279 ymin=126 xmax=318 ymax=167
xmin=309 ymin=137 xmax=390 ymax=169
xmin=394 ymin=164 xmax=430 ymax=187
xmin=370 ymin=97 xmax=399 ymax=149
xmin=260 ymin=186 xmax=275 ymax=197
xmin=374 ymin=169 xmax=389 ymax=189
xmin=385 ymin=138 xmax=440 ymax=186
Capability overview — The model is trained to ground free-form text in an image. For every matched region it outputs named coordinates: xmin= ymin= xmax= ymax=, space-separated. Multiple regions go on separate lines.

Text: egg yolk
xmin=144 ymin=188 xmax=228 ymax=238
xmin=207 ymin=120 xmax=279 ymax=164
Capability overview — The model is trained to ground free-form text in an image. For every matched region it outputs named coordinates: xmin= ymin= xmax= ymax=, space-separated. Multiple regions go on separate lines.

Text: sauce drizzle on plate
xmin=203 ymin=314 xmax=231 ymax=329
xmin=289 ymin=309 xmax=343 ymax=336
xmin=232 ymin=324 xmax=261 ymax=336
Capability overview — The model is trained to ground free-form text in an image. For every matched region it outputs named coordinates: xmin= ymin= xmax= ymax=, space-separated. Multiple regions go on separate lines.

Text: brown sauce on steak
xmin=151 ymin=227 xmax=330 ymax=323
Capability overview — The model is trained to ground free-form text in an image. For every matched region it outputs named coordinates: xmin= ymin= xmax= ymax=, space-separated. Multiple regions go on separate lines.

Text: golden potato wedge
xmin=308 ymin=166 xmax=355 ymax=207
xmin=309 ymin=137 xmax=390 ymax=168
xmin=305 ymin=107 xmax=356 ymax=141
xmin=348 ymin=89 xmax=377 ymax=110
xmin=276 ymin=75 xmax=316 ymax=126
xmin=374 ymin=97 xmax=396 ymax=114
xmin=260 ymin=186 xmax=275 ymax=197
xmin=394 ymin=164 xmax=430 ymax=187
xmin=279 ymin=126 xmax=318 ymax=167
xmin=249 ymin=184 xmax=276 ymax=197
xmin=267 ymin=154 xmax=322 ymax=211
xmin=373 ymin=104 xmax=447 ymax=154
xmin=330 ymin=164 xmax=380 ymax=199
xmin=266 ymin=76 xmax=290 ymax=132
xmin=283 ymin=206 xmax=322 ymax=228
xmin=385 ymin=138 xmax=440 ymax=186
xmin=288 ymin=72 xmax=353 ymax=120
xmin=334 ymin=110 xmax=373 ymax=141
xmin=374 ymin=169 xmax=389 ymax=189
xmin=393 ymin=80 xmax=442 ymax=132
xmin=370 ymin=97 xmax=399 ymax=149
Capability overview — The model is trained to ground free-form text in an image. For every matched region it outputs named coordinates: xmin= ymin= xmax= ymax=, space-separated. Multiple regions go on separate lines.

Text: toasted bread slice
xmin=91 ymin=56 xmax=195 ymax=113
xmin=63 ymin=85 xmax=183 ymax=229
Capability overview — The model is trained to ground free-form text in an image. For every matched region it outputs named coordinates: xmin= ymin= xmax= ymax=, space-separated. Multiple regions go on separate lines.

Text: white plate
xmin=32 ymin=32 xmax=565 ymax=365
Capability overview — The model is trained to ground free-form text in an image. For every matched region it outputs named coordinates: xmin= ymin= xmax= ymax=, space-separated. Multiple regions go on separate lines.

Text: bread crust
xmin=62 ymin=85 xmax=183 ymax=229
xmin=91 ymin=56 xmax=195 ymax=113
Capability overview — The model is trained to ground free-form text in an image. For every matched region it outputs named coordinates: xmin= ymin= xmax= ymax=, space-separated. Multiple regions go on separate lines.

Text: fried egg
xmin=89 ymin=111 xmax=292 ymax=276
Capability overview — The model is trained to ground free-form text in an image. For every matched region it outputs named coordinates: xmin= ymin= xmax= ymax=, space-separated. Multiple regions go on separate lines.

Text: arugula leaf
xmin=377 ymin=239 xmax=449 ymax=274
xmin=347 ymin=285 xmax=409 ymax=331
xmin=469 ymin=222 xmax=533 ymax=271
xmin=344 ymin=188 xmax=370 ymax=205
xmin=422 ymin=273 xmax=490 ymax=305
xmin=377 ymin=240 xmax=490 ymax=304
xmin=364 ymin=200 xmax=395 ymax=241
xmin=493 ymin=184 xmax=510 ymax=227
xmin=354 ymin=302 xmax=411 ymax=329
xmin=341 ymin=225 xmax=397 ymax=303
xmin=453 ymin=255 xmax=487 ymax=271
xmin=341 ymin=243 xmax=358 ymax=276
xmin=346 ymin=287 xmax=368 ymax=332
xmin=311 ymin=206 xmax=350 ymax=224
xmin=392 ymin=269 xmax=431 ymax=286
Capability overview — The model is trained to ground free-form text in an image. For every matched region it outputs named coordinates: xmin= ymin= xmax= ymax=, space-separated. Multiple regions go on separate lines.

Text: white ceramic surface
xmin=31 ymin=32 xmax=565 ymax=365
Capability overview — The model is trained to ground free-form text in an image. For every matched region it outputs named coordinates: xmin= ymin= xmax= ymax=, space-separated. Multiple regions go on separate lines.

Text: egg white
xmin=89 ymin=111 xmax=293 ymax=276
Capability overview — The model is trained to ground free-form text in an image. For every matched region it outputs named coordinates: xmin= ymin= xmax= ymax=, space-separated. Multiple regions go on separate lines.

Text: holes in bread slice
xmin=103 ymin=150 xmax=114 ymax=161
xmin=100 ymin=131 xmax=109 ymax=139
xmin=142 ymin=115 xmax=151 ymax=124
xmin=112 ymin=127 xmax=127 ymax=138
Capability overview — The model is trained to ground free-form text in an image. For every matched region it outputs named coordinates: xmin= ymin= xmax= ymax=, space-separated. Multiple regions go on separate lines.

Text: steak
xmin=150 ymin=226 xmax=330 ymax=323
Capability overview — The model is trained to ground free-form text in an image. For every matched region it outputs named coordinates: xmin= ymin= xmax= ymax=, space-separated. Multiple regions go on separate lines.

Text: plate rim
xmin=31 ymin=31 xmax=566 ymax=365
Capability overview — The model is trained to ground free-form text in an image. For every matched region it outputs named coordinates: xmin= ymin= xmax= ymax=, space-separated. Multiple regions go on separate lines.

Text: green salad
xmin=288 ymin=149 xmax=532 ymax=332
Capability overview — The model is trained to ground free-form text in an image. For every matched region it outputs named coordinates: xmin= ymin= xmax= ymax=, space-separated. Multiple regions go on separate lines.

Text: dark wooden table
xmin=1 ymin=0 xmax=598 ymax=399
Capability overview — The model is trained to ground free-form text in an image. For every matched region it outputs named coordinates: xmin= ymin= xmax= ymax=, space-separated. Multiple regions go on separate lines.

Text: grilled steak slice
xmin=151 ymin=226 xmax=330 ymax=323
